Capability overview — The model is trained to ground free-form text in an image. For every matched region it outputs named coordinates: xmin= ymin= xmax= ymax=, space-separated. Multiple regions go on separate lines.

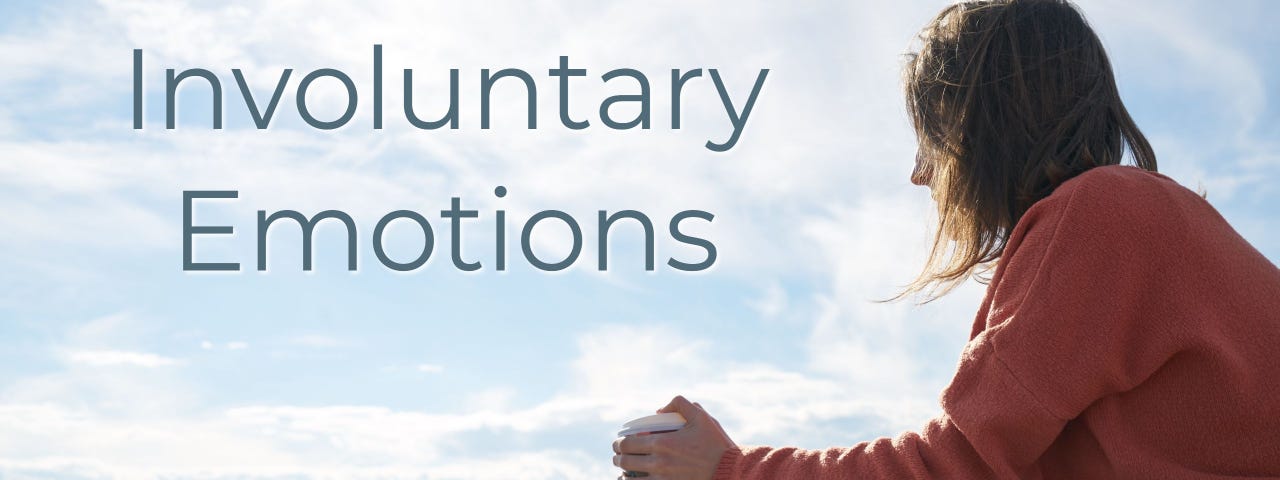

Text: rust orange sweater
xmin=715 ymin=166 xmax=1280 ymax=479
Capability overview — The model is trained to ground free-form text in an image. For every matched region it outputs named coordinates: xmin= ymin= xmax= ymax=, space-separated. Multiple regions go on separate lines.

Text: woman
xmin=612 ymin=0 xmax=1280 ymax=478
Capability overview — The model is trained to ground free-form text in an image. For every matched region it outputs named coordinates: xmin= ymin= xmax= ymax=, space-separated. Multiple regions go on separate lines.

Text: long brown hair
xmin=898 ymin=0 xmax=1157 ymax=302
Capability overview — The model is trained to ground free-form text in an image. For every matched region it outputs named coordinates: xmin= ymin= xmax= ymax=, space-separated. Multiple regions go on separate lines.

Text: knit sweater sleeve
xmin=714 ymin=167 xmax=1187 ymax=480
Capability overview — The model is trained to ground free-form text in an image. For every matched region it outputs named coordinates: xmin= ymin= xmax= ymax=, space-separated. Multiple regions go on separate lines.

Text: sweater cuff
xmin=713 ymin=446 xmax=743 ymax=480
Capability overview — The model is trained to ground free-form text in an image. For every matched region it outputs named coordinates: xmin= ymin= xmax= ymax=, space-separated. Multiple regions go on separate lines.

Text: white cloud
xmin=746 ymin=281 xmax=789 ymax=318
xmin=415 ymin=363 xmax=444 ymax=374
xmin=0 ymin=322 xmax=943 ymax=479
xmin=290 ymin=334 xmax=351 ymax=349
xmin=64 ymin=350 xmax=182 ymax=368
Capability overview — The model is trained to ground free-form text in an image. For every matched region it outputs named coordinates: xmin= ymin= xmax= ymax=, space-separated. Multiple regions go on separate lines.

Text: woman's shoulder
xmin=1026 ymin=164 xmax=1198 ymax=230
xmin=1002 ymin=164 xmax=1215 ymax=274
xmin=1053 ymin=164 xmax=1185 ymax=206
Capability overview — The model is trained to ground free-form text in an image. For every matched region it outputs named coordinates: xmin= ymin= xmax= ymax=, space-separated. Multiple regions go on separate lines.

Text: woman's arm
xmin=710 ymin=322 xmax=1067 ymax=479
xmin=716 ymin=414 xmax=994 ymax=479
xmin=631 ymin=320 xmax=1061 ymax=480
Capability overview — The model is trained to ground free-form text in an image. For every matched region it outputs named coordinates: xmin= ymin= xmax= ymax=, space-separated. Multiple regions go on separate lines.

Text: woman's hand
xmin=612 ymin=396 xmax=738 ymax=480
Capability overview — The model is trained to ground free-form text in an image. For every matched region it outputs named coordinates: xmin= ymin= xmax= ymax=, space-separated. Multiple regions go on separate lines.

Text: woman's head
xmin=900 ymin=0 xmax=1156 ymax=300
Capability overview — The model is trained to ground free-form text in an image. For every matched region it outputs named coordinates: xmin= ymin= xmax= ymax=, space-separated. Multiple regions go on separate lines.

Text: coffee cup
xmin=616 ymin=412 xmax=687 ymax=478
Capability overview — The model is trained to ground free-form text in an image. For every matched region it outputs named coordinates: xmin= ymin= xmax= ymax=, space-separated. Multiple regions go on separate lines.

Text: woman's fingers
xmin=612 ymin=435 xmax=662 ymax=475
xmin=658 ymin=395 xmax=703 ymax=424
xmin=614 ymin=434 xmax=657 ymax=455
xmin=617 ymin=396 xmax=736 ymax=480
xmin=656 ymin=395 xmax=685 ymax=414
xmin=614 ymin=453 xmax=659 ymax=473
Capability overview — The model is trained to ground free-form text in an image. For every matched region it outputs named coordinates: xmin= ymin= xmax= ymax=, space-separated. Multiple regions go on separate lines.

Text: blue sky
xmin=1 ymin=0 xmax=1277 ymax=478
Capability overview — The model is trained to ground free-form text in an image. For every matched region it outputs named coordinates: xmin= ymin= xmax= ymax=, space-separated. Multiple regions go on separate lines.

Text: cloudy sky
xmin=1 ymin=0 xmax=1277 ymax=478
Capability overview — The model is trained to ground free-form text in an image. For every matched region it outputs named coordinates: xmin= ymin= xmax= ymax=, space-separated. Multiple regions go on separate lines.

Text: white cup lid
xmin=617 ymin=412 xmax=687 ymax=437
